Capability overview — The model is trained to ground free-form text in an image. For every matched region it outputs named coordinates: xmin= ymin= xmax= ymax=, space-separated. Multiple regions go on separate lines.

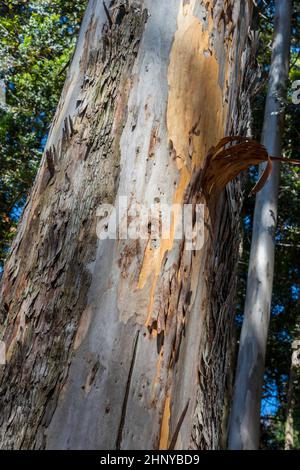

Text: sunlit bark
xmin=228 ymin=0 xmax=292 ymax=450
xmin=0 ymin=0 xmax=254 ymax=449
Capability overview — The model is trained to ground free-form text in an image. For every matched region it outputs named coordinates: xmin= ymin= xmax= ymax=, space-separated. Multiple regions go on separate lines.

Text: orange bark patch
xmin=138 ymin=0 xmax=227 ymax=323
xmin=167 ymin=0 xmax=225 ymax=166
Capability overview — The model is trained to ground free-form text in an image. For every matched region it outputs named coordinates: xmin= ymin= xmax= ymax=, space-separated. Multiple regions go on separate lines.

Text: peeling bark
xmin=0 ymin=0 xmax=255 ymax=450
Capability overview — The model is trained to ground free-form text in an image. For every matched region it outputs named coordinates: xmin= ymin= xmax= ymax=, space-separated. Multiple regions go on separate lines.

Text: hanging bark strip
xmin=199 ymin=136 xmax=300 ymax=197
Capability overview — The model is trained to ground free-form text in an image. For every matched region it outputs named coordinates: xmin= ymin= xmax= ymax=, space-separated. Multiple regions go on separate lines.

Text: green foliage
xmin=0 ymin=0 xmax=87 ymax=266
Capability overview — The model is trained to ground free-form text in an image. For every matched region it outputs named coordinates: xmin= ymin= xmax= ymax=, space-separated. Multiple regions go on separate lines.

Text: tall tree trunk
xmin=0 ymin=0 xmax=254 ymax=450
xmin=228 ymin=0 xmax=292 ymax=450
xmin=285 ymin=337 xmax=300 ymax=450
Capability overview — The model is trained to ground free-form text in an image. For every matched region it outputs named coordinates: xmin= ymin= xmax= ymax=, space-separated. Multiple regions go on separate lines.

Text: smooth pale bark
xmin=0 ymin=0 xmax=254 ymax=449
xmin=228 ymin=0 xmax=292 ymax=450
xmin=285 ymin=339 xmax=300 ymax=450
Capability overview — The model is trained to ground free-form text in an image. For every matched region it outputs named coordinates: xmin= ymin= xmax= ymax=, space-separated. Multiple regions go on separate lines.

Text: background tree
xmin=236 ymin=0 xmax=300 ymax=450
xmin=228 ymin=0 xmax=293 ymax=450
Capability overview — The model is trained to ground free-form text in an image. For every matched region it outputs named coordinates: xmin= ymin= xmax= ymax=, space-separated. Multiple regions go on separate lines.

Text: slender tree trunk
xmin=0 ymin=0 xmax=254 ymax=450
xmin=228 ymin=0 xmax=292 ymax=450
xmin=285 ymin=338 xmax=300 ymax=450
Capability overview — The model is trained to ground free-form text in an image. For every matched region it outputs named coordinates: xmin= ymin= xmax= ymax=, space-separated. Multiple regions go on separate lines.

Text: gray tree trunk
xmin=228 ymin=0 xmax=292 ymax=450
xmin=0 ymin=0 xmax=254 ymax=450
xmin=285 ymin=338 xmax=300 ymax=450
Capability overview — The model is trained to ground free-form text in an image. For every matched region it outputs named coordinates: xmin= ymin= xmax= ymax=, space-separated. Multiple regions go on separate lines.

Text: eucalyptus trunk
xmin=285 ymin=338 xmax=300 ymax=450
xmin=228 ymin=0 xmax=292 ymax=450
xmin=0 ymin=0 xmax=254 ymax=450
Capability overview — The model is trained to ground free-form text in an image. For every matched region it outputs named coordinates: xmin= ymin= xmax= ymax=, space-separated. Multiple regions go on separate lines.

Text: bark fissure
xmin=0 ymin=1 xmax=148 ymax=449
xmin=168 ymin=400 xmax=190 ymax=450
xmin=115 ymin=330 xmax=140 ymax=450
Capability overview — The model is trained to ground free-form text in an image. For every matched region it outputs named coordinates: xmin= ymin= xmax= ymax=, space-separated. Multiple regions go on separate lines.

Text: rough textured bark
xmin=228 ymin=0 xmax=292 ymax=450
xmin=0 ymin=0 xmax=254 ymax=450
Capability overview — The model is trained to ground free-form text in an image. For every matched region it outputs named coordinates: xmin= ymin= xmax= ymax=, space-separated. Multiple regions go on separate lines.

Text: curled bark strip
xmin=249 ymin=156 xmax=273 ymax=196
xmin=200 ymin=137 xmax=300 ymax=197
